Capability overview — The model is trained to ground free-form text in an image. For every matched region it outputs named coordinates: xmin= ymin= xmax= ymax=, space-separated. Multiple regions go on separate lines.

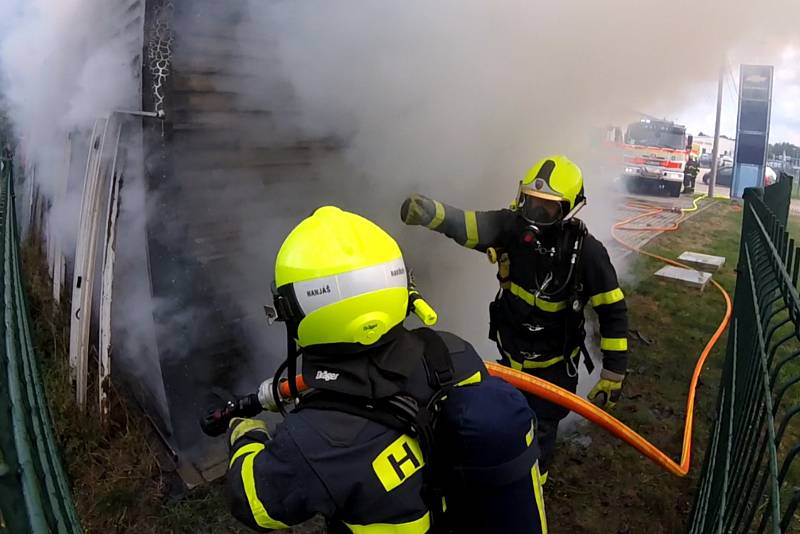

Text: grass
xmin=546 ymin=200 xmax=743 ymax=533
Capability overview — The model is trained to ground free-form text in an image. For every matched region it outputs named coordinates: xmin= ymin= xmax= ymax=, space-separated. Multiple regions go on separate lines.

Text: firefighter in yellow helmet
xmin=401 ymin=156 xmax=629 ymax=478
xmin=225 ymin=206 xmax=547 ymax=533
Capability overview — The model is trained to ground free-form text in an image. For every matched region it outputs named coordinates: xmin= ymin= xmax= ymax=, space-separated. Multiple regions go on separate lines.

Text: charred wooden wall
xmin=139 ymin=0 xmax=339 ymax=481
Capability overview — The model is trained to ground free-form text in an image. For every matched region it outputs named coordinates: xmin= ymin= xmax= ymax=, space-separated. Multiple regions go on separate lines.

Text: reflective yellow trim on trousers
xmin=241 ymin=451 xmax=289 ymax=529
xmin=464 ymin=210 xmax=479 ymax=248
xmin=426 ymin=200 xmax=445 ymax=230
xmin=229 ymin=442 xmax=264 ymax=468
xmin=509 ymin=283 xmax=567 ymax=312
xmin=455 ymin=370 xmax=482 ymax=387
xmin=590 ymin=288 xmax=625 ymax=307
xmin=505 ymin=346 xmax=580 ymax=370
xmin=345 ymin=512 xmax=431 ymax=533
xmin=600 ymin=337 xmax=628 ymax=351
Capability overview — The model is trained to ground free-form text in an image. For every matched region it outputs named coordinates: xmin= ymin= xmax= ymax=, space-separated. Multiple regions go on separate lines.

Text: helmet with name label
xmin=272 ymin=206 xmax=409 ymax=347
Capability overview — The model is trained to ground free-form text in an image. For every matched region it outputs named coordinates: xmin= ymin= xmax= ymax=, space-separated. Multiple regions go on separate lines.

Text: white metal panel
xmin=69 ymin=119 xmax=103 ymax=384
xmin=51 ymin=139 xmax=72 ymax=304
xmin=99 ymin=127 xmax=124 ymax=423
xmin=69 ymin=117 xmax=122 ymax=410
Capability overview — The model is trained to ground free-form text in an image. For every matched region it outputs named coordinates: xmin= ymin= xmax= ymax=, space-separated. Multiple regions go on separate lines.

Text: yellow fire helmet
xmin=273 ymin=206 xmax=410 ymax=348
xmin=514 ymin=155 xmax=586 ymax=225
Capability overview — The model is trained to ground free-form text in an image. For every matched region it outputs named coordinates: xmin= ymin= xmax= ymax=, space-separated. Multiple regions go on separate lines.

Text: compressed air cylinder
xmin=437 ymin=376 xmax=546 ymax=534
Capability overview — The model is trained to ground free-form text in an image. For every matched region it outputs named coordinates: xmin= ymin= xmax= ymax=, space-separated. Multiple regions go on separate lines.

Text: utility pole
xmin=708 ymin=65 xmax=725 ymax=199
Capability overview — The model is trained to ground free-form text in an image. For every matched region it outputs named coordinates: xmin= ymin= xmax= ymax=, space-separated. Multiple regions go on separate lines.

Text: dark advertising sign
xmin=732 ymin=65 xmax=774 ymax=198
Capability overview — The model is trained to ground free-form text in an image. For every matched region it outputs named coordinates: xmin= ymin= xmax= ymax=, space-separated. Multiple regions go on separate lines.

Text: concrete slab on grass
xmin=678 ymin=251 xmax=726 ymax=272
xmin=655 ymin=265 xmax=712 ymax=290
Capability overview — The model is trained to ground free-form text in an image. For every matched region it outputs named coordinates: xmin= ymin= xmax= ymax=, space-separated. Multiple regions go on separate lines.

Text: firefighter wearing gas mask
xmin=401 ymin=155 xmax=629 ymax=477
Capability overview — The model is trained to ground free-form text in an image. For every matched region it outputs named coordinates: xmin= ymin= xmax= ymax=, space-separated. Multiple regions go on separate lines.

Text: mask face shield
xmin=517 ymin=191 xmax=564 ymax=225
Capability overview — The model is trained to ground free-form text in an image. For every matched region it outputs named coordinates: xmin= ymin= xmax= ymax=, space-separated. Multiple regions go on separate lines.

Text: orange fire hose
xmin=280 ymin=196 xmax=732 ymax=476
xmin=605 ymin=196 xmax=732 ymax=475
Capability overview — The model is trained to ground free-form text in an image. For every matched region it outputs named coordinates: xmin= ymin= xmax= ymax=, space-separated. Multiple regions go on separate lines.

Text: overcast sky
xmin=676 ymin=47 xmax=799 ymax=146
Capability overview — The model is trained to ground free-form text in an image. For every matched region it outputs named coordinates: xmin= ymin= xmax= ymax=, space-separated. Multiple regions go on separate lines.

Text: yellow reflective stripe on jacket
xmin=509 ymin=283 xmax=567 ymax=312
xmin=464 ymin=210 xmax=479 ymax=248
xmin=525 ymin=421 xmax=535 ymax=446
xmin=455 ymin=370 xmax=482 ymax=387
xmin=507 ymin=354 xmax=564 ymax=370
xmin=229 ymin=418 xmax=269 ymax=447
xmin=590 ymin=288 xmax=625 ymax=307
xmin=523 ymin=422 xmax=548 ymax=533
xmin=344 ymin=512 xmax=431 ymax=533
xmin=427 ymin=200 xmax=445 ymax=230
xmin=229 ymin=442 xmax=264 ymax=468
xmin=241 ymin=451 xmax=289 ymax=529
xmin=505 ymin=346 xmax=580 ymax=370
xmin=532 ymin=462 xmax=548 ymax=534
xmin=600 ymin=337 xmax=628 ymax=351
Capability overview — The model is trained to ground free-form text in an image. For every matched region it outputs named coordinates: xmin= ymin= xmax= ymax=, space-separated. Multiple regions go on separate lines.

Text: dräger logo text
xmin=315 ymin=370 xmax=339 ymax=382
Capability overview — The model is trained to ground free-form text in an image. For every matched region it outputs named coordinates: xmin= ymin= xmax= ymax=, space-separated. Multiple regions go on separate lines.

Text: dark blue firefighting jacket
xmin=226 ymin=328 xmax=547 ymax=533
xmin=417 ymin=203 xmax=628 ymax=375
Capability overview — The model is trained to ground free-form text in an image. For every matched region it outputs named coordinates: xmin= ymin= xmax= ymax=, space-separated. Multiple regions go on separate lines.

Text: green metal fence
xmin=688 ymin=174 xmax=800 ymax=533
xmin=0 ymin=151 xmax=82 ymax=533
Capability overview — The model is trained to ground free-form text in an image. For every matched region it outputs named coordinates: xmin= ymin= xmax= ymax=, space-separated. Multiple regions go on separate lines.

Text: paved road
xmin=695 ymin=170 xmax=800 ymax=214
xmin=606 ymin=189 xmax=711 ymax=261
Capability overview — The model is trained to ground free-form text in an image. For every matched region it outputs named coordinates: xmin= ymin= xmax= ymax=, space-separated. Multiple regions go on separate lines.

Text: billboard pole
xmin=709 ymin=65 xmax=725 ymax=199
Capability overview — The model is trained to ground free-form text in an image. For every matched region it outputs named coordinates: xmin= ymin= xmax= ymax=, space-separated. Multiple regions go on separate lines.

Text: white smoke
xmin=0 ymin=0 xmax=158 ymax=418
xmin=0 ymin=0 xmax=141 ymax=245
xmin=1 ymin=0 xmax=798 ymax=454
xmin=233 ymin=0 xmax=799 ymax=358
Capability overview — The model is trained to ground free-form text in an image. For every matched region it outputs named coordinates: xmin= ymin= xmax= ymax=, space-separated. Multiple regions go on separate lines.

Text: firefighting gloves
xmin=401 ymin=193 xmax=437 ymax=226
xmin=588 ymin=369 xmax=625 ymax=409
xmin=229 ymin=417 xmax=270 ymax=447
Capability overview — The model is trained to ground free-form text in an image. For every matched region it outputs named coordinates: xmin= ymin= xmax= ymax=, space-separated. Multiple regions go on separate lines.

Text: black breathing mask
xmin=517 ymin=192 xmax=564 ymax=227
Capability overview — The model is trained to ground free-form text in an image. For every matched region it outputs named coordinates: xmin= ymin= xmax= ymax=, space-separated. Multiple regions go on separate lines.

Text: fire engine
xmin=613 ymin=119 xmax=694 ymax=197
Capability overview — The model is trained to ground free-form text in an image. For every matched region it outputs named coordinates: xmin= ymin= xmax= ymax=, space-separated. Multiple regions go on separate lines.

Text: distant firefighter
xmin=683 ymin=156 xmax=700 ymax=194
xmin=402 ymin=155 xmax=629 ymax=480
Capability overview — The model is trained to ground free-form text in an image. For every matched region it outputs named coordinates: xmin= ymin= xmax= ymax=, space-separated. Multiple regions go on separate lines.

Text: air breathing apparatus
xmin=490 ymin=196 xmax=587 ymax=301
